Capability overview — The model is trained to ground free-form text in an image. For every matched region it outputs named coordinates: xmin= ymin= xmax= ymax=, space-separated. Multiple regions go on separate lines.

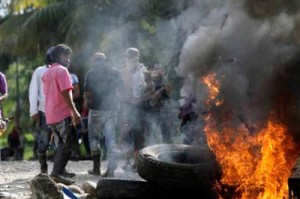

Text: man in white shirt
xmin=28 ymin=46 xmax=54 ymax=174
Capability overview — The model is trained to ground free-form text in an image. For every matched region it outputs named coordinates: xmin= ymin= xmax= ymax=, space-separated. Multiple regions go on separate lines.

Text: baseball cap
xmin=92 ymin=52 xmax=106 ymax=63
xmin=125 ymin=48 xmax=139 ymax=59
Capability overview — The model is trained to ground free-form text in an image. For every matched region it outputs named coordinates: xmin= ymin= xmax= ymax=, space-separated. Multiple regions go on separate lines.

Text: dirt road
xmin=0 ymin=159 xmax=143 ymax=199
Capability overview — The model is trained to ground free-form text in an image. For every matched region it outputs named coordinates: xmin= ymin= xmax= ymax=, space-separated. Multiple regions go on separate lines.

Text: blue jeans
xmin=88 ymin=109 xmax=118 ymax=159
xmin=36 ymin=111 xmax=52 ymax=154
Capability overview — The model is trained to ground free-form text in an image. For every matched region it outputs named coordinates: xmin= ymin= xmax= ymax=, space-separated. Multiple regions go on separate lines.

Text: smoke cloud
xmin=177 ymin=0 xmax=300 ymax=138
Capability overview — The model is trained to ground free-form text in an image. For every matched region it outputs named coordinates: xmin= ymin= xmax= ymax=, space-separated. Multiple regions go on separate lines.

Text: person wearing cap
xmin=28 ymin=46 xmax=54 ymax=174
xmin=42 ymin=44 xmax=81 ymax=185
xmin=119 ymin=47 xmax=154 ymax=170
xmin=84 ymin=52 xmax=126 ymax=177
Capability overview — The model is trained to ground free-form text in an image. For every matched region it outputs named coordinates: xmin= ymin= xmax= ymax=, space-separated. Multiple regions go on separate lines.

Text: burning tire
xmin=137 ymin=144 xmax=220 ymax=191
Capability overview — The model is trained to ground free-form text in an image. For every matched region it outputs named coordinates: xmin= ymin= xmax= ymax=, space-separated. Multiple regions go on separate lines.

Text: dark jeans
xmin=144 ymin=108 xmax=171 ymax=144
xmin=36 ymin=111 xmax=52 ymax=154
xmin=122 ymin=104 xmax=146 ymax=151
xmin=50 ymin=117 xmax=79 ymax=175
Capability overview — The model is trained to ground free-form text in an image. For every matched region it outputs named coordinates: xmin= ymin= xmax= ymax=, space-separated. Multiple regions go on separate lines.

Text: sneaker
xmin=50 ymin=174 xmax=74 ymax=185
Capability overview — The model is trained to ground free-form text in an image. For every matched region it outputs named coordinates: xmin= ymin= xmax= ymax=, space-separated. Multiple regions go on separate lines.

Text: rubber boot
xmin=60 ymin=151 xmax=76 ymax=178
xmin=38 ymin=153 xmax=48 ymax=174
xmin=62 ymin=168 xmax=76 ymax=178
xmin=88 ymin=154 xmax=101 ymax=175
xmin=50 ymin=149 xmax=74 ymax=185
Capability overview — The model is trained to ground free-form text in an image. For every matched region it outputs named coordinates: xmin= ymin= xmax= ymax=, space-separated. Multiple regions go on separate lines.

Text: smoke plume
xmin=178 ymin=0 xmax=300 ymax=140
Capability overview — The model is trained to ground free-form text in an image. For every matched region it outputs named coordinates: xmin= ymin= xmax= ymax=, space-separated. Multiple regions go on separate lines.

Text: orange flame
xmin=202 ymin=73 xmax=297 ymax=199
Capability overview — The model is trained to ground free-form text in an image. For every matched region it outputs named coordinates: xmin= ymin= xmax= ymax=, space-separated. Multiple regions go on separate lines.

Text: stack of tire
xmin=137 ymin=144 xmax=221 ymax=198
xmin=96 ymin=144 xmax=221 ymax=199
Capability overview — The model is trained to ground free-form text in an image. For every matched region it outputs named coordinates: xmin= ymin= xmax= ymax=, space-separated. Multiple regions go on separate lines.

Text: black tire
xmin=137 ymin=144 xmax=220 ymax=191
xmin=96 ymin=178 xmax=154 ymax=199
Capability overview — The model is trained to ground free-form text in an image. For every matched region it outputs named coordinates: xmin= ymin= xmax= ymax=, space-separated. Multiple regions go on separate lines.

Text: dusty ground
xmin=2 ymin=157 xmax=300 ymax=199
xmin=0 ymin=159 xmax=143 ymax=199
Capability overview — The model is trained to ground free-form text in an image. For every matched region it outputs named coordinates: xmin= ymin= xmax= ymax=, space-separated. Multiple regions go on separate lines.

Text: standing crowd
xmin=0 ymin=43 xmax=202 ymax=185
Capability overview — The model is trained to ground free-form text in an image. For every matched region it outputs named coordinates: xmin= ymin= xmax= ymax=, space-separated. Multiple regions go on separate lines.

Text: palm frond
xmin=0 ymin=14 xmax=29 ymax=55
xmin=9 ymin=0 xmax=59 ymax=13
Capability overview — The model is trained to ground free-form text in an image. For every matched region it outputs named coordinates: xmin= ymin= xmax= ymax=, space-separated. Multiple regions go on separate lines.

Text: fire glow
xmin=202 ymin=73 xmax=297 ymax=199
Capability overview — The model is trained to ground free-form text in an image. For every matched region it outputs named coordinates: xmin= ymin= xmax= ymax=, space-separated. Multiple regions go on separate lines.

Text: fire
xmin=202 ymin=73 xmax=223 ymax=106
xmin=202 ymin=73 xmax=297 ymax=199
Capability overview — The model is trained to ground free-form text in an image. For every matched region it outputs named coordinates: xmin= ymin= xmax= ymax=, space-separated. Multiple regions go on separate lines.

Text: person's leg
xmin=82 ymin=133 xmax=91 ymax=157
xmin=70 ymin=123 xmax=81 ymax=160
xmin=61 ymin=125 xmax=78 ymax=178
xmin=51 ymin=145 xmax=74 ymax=185
xmin=159 ymin=108 xmax=171 ymax=143
xmin=102 ymin=111 xmax=118 ymax=177
xmin=37 ymin=111 xmax=52 ymax=174
xmin=144 ymin=111 xmax=157 ymax=146
xmin=32 ymin=134 xmax=38 ymax=160
xmin=132 ymin=109 xmax=145 ymax=169
xmin=49 ymin=118 xmax=75 ymax=185
xmin=16 ymin=148 xmax=21 ymax=160
xmin=87 ymin=109 xmax=102 ymax=175
xmin=120 ymin=105 xmax=136 ymax=170
xmin=21 ymin=148 xmax=24 ymax=160
xmin=81 ymin=117 xmax=91 ymax=157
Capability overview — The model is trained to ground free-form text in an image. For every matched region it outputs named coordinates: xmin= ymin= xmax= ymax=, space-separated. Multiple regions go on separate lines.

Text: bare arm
xmin=61 ymin=89 xmax=81 ymax=126
xmin=0 ymin=92 xmax=8 ymax=103
xmin=83 ymin=91 xmax=92 ymax=108
xmin=72 ymin=83 xmax=80 ymax=100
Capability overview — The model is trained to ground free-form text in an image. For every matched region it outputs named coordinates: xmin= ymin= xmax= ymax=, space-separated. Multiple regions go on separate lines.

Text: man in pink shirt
xmin=42 ymin=44 xmax=81 ymax=185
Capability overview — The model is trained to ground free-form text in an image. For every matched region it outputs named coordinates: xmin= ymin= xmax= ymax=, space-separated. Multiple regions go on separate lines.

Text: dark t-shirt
xmin=84 ymin=65 xmax=124 ymax=110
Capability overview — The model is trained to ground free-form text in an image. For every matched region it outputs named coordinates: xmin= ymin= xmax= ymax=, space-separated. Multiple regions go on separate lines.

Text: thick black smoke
xmin=177 ymin=0 xmax=300 ymax=141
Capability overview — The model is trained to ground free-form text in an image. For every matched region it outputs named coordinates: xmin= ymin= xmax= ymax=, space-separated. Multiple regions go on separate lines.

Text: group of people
xmin=0 ymin=41 xmax=201 ymax=185
xmin=28 ymin=44 xmax=174 ymax=185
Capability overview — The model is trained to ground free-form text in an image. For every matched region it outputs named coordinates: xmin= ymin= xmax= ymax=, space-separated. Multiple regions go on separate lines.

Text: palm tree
xmin=0 ymin=0 xmax=188 ymax=61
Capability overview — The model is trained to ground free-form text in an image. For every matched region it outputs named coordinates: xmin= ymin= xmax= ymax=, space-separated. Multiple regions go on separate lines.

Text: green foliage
xmin=0 ymin=0 xmax=186 ymax=144
xmin=4 ymin=56 xmax=43 ymax=132
xmin=23 ymin=133 xmax=35 ymax=160
xmin=0 ymin=134 xmax=6 ymax=146
xmin=140 ymin=20 xmax=155 ymax=35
